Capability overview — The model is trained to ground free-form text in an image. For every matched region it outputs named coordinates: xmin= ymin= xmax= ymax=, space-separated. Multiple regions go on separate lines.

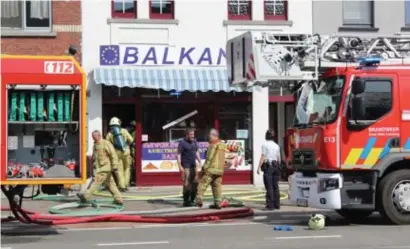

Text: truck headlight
xmin=318 ymin=178 xmax=339 ymax=193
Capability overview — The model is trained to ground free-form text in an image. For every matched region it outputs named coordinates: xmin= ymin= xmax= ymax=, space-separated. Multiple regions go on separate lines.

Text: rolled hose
xmin=1 ymin=206 xmax=254 ymax=225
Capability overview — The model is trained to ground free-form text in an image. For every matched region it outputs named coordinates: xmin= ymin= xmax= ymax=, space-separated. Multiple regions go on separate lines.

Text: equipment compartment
xmin=6 ymin=88 xmax=81 ymax=180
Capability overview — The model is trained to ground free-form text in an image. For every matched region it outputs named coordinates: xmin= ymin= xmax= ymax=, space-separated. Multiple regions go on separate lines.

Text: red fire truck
xmin=227 ymin=32 xmax=410 ymax=224
xmin=0 ymin=55 xmax=87 ymax=201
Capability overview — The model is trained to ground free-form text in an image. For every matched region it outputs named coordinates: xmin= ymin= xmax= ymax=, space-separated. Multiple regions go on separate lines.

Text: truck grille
xmin=292 ymin=149 xmax=316 ymax=170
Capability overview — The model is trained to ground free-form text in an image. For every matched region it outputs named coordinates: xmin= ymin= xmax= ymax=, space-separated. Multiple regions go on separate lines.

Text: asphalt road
xmin=2 ymin=211 xmax=410 ymax=249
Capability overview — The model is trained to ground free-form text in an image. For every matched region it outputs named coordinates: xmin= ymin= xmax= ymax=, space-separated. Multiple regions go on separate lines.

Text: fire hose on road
xmin=1 ymin=206 xmax=254 ymax=225
xmin=1 ymin=186 xmax=254 ymax=225
xmin=27 ymin=189 xmax=288 ymax=216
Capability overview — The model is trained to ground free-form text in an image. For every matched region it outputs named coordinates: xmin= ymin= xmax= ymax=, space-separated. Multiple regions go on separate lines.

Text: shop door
xmin=219 ymin=103 xmax=253 ymax=184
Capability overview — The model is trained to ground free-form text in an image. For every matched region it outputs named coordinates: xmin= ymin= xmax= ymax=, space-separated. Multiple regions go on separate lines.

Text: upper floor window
xmin=264 ymin=0 xmax=287 ymax=20
xmin=406 ymin=0 xmax=410 ymax=26
xmin=150 ymin=0 xmax=174 ymax=20
xmin=228 ymin=0 xmax=252 ymax=20
xmin=112 ymin=0 xmax=137 ymax=18
xmin=342 ymin=0 xmax=374 ymax=27
xmin=1 ymin=0 xmax=51 ymax=30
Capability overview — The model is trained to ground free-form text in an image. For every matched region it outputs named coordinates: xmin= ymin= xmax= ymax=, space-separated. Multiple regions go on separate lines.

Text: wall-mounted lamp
xmin=67 ymin=45 xmax=77 ymax=56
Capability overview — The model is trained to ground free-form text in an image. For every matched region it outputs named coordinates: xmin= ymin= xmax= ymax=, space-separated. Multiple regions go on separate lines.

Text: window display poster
xmin=236 ymin=129 xmax=248 ymax=139
xmin=141 ymin=140 xmax=251 ymax=172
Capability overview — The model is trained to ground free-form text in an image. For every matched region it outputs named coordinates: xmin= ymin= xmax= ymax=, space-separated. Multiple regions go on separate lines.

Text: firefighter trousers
xmin=85 ymin=172 xmax=123 ymax=203
xmin=195 ymin=171 xmax=223 ymax=207
xmin=116 ymin=150 xmax=131 ymax=189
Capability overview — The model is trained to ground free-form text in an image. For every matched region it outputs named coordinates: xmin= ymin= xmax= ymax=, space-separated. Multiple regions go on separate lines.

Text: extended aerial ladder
xmin=226 ymin=32 xmax=410 ymax=88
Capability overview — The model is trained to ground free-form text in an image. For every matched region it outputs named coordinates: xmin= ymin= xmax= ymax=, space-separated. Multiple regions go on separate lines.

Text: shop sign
xmin=141 ymin=140 xmax=251 ymax=173
xmin=99 ymin=45 xmax=226 ymax=66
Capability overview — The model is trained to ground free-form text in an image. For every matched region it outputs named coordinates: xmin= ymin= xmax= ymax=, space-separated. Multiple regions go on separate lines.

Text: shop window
xmin=269 ymin=103 xmax=278 ymax=139
xmin=111 ymin=0 xmax=137 ymax=18
xmin=1 ymin=0 xmax=51 ymax=30
xmin=285 ymin=102 xmax=295 ymax=129
xmin=142 ymin=103 xmax=214 ymax=142
xmin=228 ymin=0 xmax=252 ymax=20
xmin=149 ymin=0 xmax=174 ymax=20
xmin=102 ymin=85 xmax=137 ymax=99
xmin=219 ymin=103 xmax=253 ymax=170
xmin=342 ymin=0 xmax=374 ymax=27
xmin=264 ymin=0 xmax=287 ymax=20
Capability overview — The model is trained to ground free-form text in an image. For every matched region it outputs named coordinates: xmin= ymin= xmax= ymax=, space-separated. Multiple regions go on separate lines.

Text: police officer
xmin=77 ymin=130 xmax=123 ymax=205
xmin=195 ymin=129 xmax=227 ymax=209
xmin=106 ymin=117 xmax=134 ymax=191
xmin=257 ymin=129 xmax=281 ymax=211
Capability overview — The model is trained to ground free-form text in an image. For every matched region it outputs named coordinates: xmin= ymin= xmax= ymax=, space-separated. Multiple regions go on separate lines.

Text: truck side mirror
xmin=351 ymin=78 xmax=365 ymax=95
xmin=351 ymin=96 xmax=366 ymax=121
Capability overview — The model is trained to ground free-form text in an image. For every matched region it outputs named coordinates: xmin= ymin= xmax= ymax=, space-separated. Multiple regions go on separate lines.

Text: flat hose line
xmin=31 ymin=190 xmax=287 ymax=216
xmin=91 ymin=190 xmax=288 ymax=202
xmin=47 ymin=196 xmax=245 ymax=216
xmin=33 ymin=190 xmax=288 ymax=202
xmin=1 ymin=206 xmax=254 ymax=225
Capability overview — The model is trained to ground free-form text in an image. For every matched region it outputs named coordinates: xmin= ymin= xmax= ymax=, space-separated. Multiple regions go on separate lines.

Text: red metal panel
xmin=0 ymin=55 xmax=87 ymax=185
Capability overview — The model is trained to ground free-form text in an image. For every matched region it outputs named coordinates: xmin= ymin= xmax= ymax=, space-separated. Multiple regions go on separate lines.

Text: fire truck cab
xmin=227 ymin=32 xmax=410 ymax=224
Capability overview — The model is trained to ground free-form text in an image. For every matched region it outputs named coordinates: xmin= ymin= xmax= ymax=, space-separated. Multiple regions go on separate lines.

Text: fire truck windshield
xmin=294 ymin=76 xmax=345 ymax=126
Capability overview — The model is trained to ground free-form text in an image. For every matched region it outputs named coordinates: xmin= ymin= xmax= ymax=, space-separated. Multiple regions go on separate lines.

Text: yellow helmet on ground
xmin=109 ymin=117 xmax=121 ymax=126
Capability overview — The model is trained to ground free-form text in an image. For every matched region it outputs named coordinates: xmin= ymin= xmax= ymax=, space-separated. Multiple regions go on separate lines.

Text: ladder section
xmin=303 ymin=34 xmax=410 ymax=68
xmin=226 ymin=32 xmax=410 ymax=85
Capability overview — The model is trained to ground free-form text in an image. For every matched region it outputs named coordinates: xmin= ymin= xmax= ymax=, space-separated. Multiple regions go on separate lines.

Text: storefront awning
xmin=93 ymin=67 xmax=246 ymax=92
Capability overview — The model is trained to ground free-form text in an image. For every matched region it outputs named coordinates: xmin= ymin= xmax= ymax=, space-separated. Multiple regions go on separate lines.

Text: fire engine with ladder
xmin=227 ymin=32 xmax=410 ymax=224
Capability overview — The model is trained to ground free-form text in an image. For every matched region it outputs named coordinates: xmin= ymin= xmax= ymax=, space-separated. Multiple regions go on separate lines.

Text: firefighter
xmin=77 ymin=130 xmax=123 ymax=205
xmin=106 ymin=117 xmax=134 ymax=191
xmin=129 ymin=120 xmax=137 ymax=184
xmin=129 ymin=120 xmax=136 ymax=138
xmin=195 ymin=129 xmax=227 ymax=209
xmin=129 ymin=120 xmax=136 ymax=162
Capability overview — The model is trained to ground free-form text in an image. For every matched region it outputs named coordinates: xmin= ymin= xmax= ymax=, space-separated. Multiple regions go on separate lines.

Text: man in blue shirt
xmin=177 ymin=129 xmax=202 ymax=207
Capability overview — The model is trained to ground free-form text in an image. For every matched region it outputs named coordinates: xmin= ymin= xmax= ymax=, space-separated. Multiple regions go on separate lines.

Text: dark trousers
xmin=263 ymin=162 xmax=280 ymax=209
xmin=182 ymin=167 xmax=197 ymax=204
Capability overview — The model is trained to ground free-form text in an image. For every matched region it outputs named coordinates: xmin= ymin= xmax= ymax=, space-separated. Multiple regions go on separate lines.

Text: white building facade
xmin=81 ymin=0 xmax=312 ymax=187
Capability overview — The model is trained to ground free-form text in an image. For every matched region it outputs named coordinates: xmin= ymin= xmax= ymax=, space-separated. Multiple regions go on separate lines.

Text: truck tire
xmin=377 ymin=169 xmax=410 ymax=225
xmin=336 ymin=209 xmax=373 ymax=222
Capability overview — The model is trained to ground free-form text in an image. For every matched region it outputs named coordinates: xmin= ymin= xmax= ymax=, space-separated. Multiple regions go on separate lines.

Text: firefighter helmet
xmin=109 ymin=117 xmax=121 ymax=126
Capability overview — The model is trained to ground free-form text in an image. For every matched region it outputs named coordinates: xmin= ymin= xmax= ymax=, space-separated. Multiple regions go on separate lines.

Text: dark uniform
xmin=195 ymin=140 xmax=227 ymax=208
xmin=178 ymin=138 xmax=199 ymax=205
xmin=262 ymin=160 xmax=280 ymax=209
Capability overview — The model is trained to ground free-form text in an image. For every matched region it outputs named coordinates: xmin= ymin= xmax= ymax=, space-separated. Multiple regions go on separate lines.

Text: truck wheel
xmin=336 ymin=209 xmax=373 ymax=222
xmin=377 ymin=169 xmax=410 ymax=225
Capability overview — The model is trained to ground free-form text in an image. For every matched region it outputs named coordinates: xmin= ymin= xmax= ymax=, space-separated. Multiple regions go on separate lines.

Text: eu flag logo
xmin=100 ymin=45 xmax=120 ymax=66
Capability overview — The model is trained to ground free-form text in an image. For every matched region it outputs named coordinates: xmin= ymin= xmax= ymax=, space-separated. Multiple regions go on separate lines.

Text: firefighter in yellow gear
xmin=77 ymin=130 xmax=123 ymax=205
xmin=195 ymin=129 xmax=227 ymax=209
xmin=129 ymin=121 xmax=137 ymax=176
xmin=106 ymin=117 xmax=134 ymax=190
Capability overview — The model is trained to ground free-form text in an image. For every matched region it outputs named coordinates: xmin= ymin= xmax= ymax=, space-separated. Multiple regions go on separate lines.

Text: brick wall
xmin=1 ymin=0 xmax=82 ymax=63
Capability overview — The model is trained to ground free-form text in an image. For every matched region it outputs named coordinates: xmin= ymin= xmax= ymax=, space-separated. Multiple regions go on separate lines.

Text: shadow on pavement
xmin=147 ymin=199 xmax=183 ymax=207
xmin=250 ymin=209 xmax=394 ymax=227
xmin=1 ymin=223 xmax=63 ymax=244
